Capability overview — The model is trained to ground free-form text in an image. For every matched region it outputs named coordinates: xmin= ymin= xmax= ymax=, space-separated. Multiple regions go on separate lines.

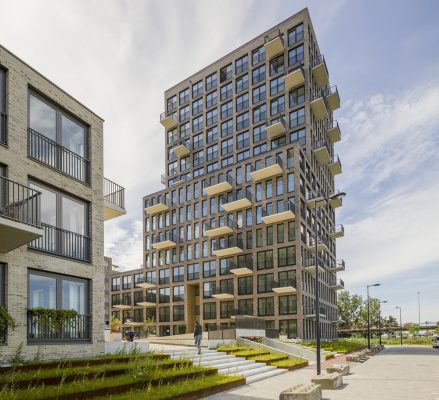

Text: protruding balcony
xmin=160 ymin=111 xmax=178 ymax=130
xmin=329 ymin=259 xmax=345 ymax=272
xmin=331 ymin=279 xmax=345 ymax=290
xmin=284 ymin=67 xmax=305 ymax=90
xmin=329 ymin=224 xmax=344 ymax=239
xmin=231 ymin=308 xmax=254 ymax=318
xmin=328 ymin=155 xmax=342 ymax=175
xmin=313 ymin=140 xmax=331 ymax=165
xmin=212 ymin=283 xmax=234 ymax=300
xmin=311 ymin=55 xmax=329 ymax=88
xmin=221 ymin=190 xmax=252 ymax=212
xmin=266 ymin=117 xmax=286 ymax=140
xmin=250 ymin=154 xmax=283 ymax=182
xmin=113 ymin=299 xmax=131 ymax=310
xmin=104 ymin=178 xmax=126 ymax=221
xmin=151 ymin=232 xmax=177 ymax=250
xmin=204 ymin=173 xmax=233 ymax=196
xmin=136 ymin=293 xmax=157 ymax=308
xmin=230 ymin=258 xmax=253 ymax=276
xmin=262 ymin=200 xmax=295 ymax=225
xmin=310 ymin=92 xmax=328 ymax=120
xmin=0 ymin=177 xmax=44 ymax=253
xmin=326 ymin=86 xmax=340 ymax=112
xmin=213 ymin=238 xmax=243 ymax=258
xmin=145 ymin=198 xmax=172 ymax=215
xmin=327 ymin=121 xmax=341 ymax=143
xmin=136 ymin=278 xmax=156 ymax=290
xmin=304 ymin=306 xmax=326 ymax=319
xmin=204 ymin=217 xmax=235 ymax=238
xmin=264 ymin=33 xmax=284 ymax=59
xmin=328 ymin=190 xmax=344 ymax=208
xmin=303 ymin=257 xmax=325 ymax=275
xmin=306 ymin=190 xmax=327 ymax=209
xmin=171 ymin=140 xmax=191 ymax=158
xmin=307 ymin=236 xmax=329 ymax=253
xmin=272 ymin=279 xmax=297 ymax=294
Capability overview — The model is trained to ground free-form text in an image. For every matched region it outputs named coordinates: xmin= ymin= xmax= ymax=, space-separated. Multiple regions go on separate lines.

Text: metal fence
xmin=104 ymin=178 xmax=125 ymax=210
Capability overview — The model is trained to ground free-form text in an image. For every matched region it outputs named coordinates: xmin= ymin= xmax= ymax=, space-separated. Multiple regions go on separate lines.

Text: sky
xmin=1 ymin=0 xmax=438 ymax=323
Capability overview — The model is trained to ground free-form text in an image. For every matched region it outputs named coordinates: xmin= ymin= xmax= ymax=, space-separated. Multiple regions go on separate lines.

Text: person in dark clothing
xmin=194 ymin=321 xmax=202 ymax=354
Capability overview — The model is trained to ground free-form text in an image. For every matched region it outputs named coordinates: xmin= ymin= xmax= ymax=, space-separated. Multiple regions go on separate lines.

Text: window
xmin=289 ymin=86 xmax=305 ymax=107
xmin=220 ymin=301 xmax=234 ymax=318
xmin=203 ymin=260 xmax=216 ymax=278
xmin=236 ymin=112 xmax=249 ymax=131
xmin=159 ymin=287 xmax=170 ymax=303
xmin=288 ymin=45 xmax=304 ymax=65
xmin=252 ymin=84 xmax=266 ymax=104
xmin=29 ymin=181 xmax=89 ymax=262
xmin=288 ymin=24 xmax=304 ymax=46
xmin=237 ymin=150 xmax=250 ymax=162
xmin=206 ymin=126 xmax=218 ymax=144
xmin=236 ymin=131 xmax=250 ymax=150
xmin=0 ymin=68 xmax=6 ymax=145
xmin=257 ymin=250 xmax=273 ymax=270
xmin=269 ymin=55 xmax=284 ymax=76
xmin=220 ymin=82 xmax=233 ymax=101
xmin=159 ymin=307 xmax=170 ymax=322
xmin=173 ymin=305 xmax=184 ymax=321
xmin=122 ymin=275 xmax=132 ymax=290
xmin=206 ymin=91 xmax=217 ymax=108
xmin=179 ymin=105 xmax=189 ymax=122
xmin=173 ymin=266 xmax=184 ymax=282
xmin=28 ymin=92 xmax=88 ymax=183
xmin=252 ymin=46 xmax=265 ymax=65
xmin=179 ymin=88 xmax=189 ymax=104
xmin=219 ymin=258 xmax=232 ymax=275
xmin=235 ymin=55 xmax=248 ymax=74
xmin=238 ymin=299 xmax=253 ymax=315
xmin=203 ymin=281 xmax=215 ymax=298
xmin=279 ymin=319 xmax=297 ymax=338
xmin=159 ymin=269 xmax=170 ymax=284
xmin=111 ymin=277 xmax=120 ymax=291
xmin=206 ymin=72 xmax=217 ymax=90
xmin=203 ymin=302 xmax=216 ymax=319
xmin=192 ymin=80 xmax=203 ymax=97
xmin=253 ymin=143 xmax=267 ymax=156
xmin=278 ymin=246 xmax=296 ymax=266
xmin=206 ymin=109 xmax=218 ymax=126
xmin=221 ymin=138 xmax=233 ymax=156
xmin=288 ymin=173 xmax=295 ymax=192
xmin=270 ymin=95 xmax=285 ymax=116
xmin=258 ymin=297 xmax=274 ymax=316
xmin=253 ymin=104 xmax=266 ymax=124
xmin=220 ymin=64 xmax=232 ymax=82
xmin=187 ymin=263 xmax=199 ymax=280
xmin=192 ymin=115 xmax=204 ymax=132
xmin=207 ymin=144 xmax=218 ymax=161
xmin=146 ymin=271 xmax=156 ymax=284
xmin=236 ymin=93 xmax=249 ymax=112
xmin=192 ymin=98 xmax=203 ymax=115
xmin=253 ymin=124 xmax=266 ymax=143
xmin=221 ymin=101 xmax=233 ymax=119
xmin=252 ymin=65 xmax=266 ymax=85
xmin=166 ymin=95 xmax=177 ymax=113
xmin=173 ymin=285 xmax=185 ymax=302
xmin=238 ymin=276 xmax=253 ymax=295
xmin=289 ymin=107 xmax=305 ymax=128
xmin=221 ymin=119 xmax=233 ymax=137
xmin=290 ymin=128 xmax=306 ymax=145
xmin=288 ymin=221 xmax=295 ymax=240
xmin=270 ymin=76 xmax=284 ymax=96
xmin=236 ymin=74 xmax=249 ymax=93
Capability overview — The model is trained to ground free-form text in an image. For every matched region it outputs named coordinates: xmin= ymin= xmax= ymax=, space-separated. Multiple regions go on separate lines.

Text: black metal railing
xmin=152 ymin=231 xmax=178 ymax=245
xmin=329 ymin=259 xmax=345 ymax=272
xmin=232 ymin=258 xmax=254 ymax=273
xmin=160 ymin=111 xmax=177 ymax=124
xmin=312 ymin=138 xmax=331 ymax=153
xmin=136 ymin=276 xmax=156 ymax=286
xmin=227 ymin=188 xmax=253 ymax=204
xmin=306 ymin=188 xmax=327 ymax=202
xmin=28 ymin=128 xmax=90 ymax=184
xmin=204 ymin=216 xmax=236 ymax=233
xmin=139 ymin=292 xmax=157 ymax=304
xmin=232 ymin=307 xmax=254 ymax=317
xmin=330 ymin=154 xmax=341 ymax=166
xmin=331 ymin=279 xmax=344 ymax=288
xmin=311 ymin=54 xmax=329 ymax=76
xmin=0 ymin=176 xmax=42 ymax=228
xmin=28 ymin=223 xmax=91 ymax=262
xmin=303 ymin=257 xmax=326 ymax=270
xmin=237 ymin=282 xmax=253 ymax=295
xmin=213 ymin=237 xmax=243 ymax=251
xmin=205 ymin=172 xmax=233 ymax=189
xmin=330 ymin=224 xmax=344 ymax=236
xmin=308 ymin=236 xmax=329 ymax=249
xmin=273 ymin=278 xmax=296 ymax=289
xmin=113 ymin=297 xmax=131 ymax=307
xmin=104 ymin=178 xmax=125 ymax=210
xmin=263 ymin=199 xmax=295 ymax=217
xmin=328 ymin=120 xmax=340 ymax=133
xmin=325 ymin=85 xmax=339 ymax=98
xmin=212 ymin=283 xmax=234 ymax=296
xmin=252 ymin=153 xmax=283 ymax=173
xmin=303 ymin=306 xmax=326 ymax=316
xmin=264 ymin=30 xmax=283 ymax=46
xmin=0 ymin=112 xmax=7 ymax=145
xmin=28 ymin=311 xmax=91 ymax=342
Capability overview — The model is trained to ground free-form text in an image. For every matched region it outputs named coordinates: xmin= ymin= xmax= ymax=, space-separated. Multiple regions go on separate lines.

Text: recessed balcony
xmin=329 ymin=224 xmax=344 ymax=239
xmin=307 ymin=237 xmax=329 ymax=253
xmin=306 ymin=190 xmax=327 ymax=209
xmin=327 ymin=121 xmax=341 ymax=143
xmin=272 ymin=279 xmax=297 ymax=294
xmin=326 ymin=86 xmax=340 ymax=112
xmin=310 ymin=94 xmax=328 ymax=120
xmin=136 ymin=293 xmax=157 ymax=307
xmin=104 ymin=178 xmax=126 ymax=221
xmin=160 ymin=111 xmax=178 ymax=130
xmin=328 ymin=155 xmax=342 ymax=175
xmin=262 ymin=200 xmax=295 ymax=225
xmin=284 ymin=67 xmax=305 ymax=90
xmin=213 ymin=238 xmax=243 ymax=258
xmin=330 ymin=259 xmax=345 ymax=273
xmin=304 ymin=306 xmax=326 ymax=319
xmin=250 ymin=154 xmax=283 ymax=182
xmin=145 ymin=199 xmax=172 ymax=215
xmin=311 ymin=55 xmax=329 ymax=88
xmin=171 ymin=140 xmax=191 ymax=158
xmin=221 ymin=190 xmax=252 ymax=212
xmin=303 ymin=257 xmax=325 ymax=275
xmin=331 ymin=279 xmax=345 ymax=290
xmin=0 ymin=177 xmax=44 ymax=253
xmin=204 ymin=218 xmax=235 ymax=238
xmin=328 ymin=191 xmax=344 ymax=208
xmin=204 ymin=173 xmax=233 ymax=196
xmin=313 ymin=140 xmax=331 ymax=165
xmin=212 ymin=284 xmax=235 ymax=300
xmin=266 ymin=117 xmax=286 ymax=140
xmin=151 ymin=232 xmax=177 ymax=250
xmin=264 ymin=34 xmax=284 ymax=59
xmin=230 ymin=259 xmax=253 ymax=276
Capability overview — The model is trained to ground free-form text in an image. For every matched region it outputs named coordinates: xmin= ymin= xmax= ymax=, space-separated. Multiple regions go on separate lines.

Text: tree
xmin=384 ymin=315 xmax=398 ymax=327
xmin=143 ymin=316 xmax=156 ymax=337
xmin=408 ymin=324 xmax=419 ymax=336
xmin=434 ymin=326 xmax=439 ymax=335
xmin=337 ymin=291 xmax=364 ymax=329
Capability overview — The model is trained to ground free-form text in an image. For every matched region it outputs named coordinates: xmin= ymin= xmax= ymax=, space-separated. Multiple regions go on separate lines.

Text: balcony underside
xmin=264 ymin=37 xmax=284 ymax=59
xmin=272 ymin=286 xmax=297 ymax=294
xmin=123 ymin=322 xmax=144 ymax=328
xmin=172 ymin=144 xmax=190 ymax=158
xmin=331 ymin=264 xmax=345 ymax=272
xmin=312 ymin=63 xmax=329 ymax=87
xmin=331 ymin=283 xmax=344 ymax=290
xmin=205 ymin=226 xmax=234 ymax=238
xmin=221 ymin=198 xmax=252 ymax=212
xmin=314 ymin=146 xmax=331 ymax=165
xmin=214 ymin=247 xmax=243 ymax=257
xmin=329 ymin=197 xmax=343 ymax=208
xmin=306 ymin=197 xmax=326 ymax=209
xmin=250 ymin=164 xmax=283 ymax=182
xmin=327 ymin=125 xmax=341 ymax=143
xmin=113 ymin=304 xmax=131 ymax=310
xmin=212 ymin=293 xmax=235 ymax=300
xmin=0 ymin=217 xmax=44 ymax=253
xmin=327 ymin=92 xmax=340 ymax=112
xmin=262 ymin=210 xmax=295 ymax=225
xmin=104 ymin=201 xmax=126 ymax=221
xmin=305 ymin=313 xmax=326 ymax=319
xmin=328 ymin=160 xmax=342 ymax=175
xmin=310 ymin=97 xmax=328 ymax=120
xmin=137 ymin=282 xmax=156 ymax=289
xmin=266 ymin=121 xmax=286 ymax=140
xmin=145 ymin=203 xmax=169 ymax=215
xmin=329 ymin=230 xmax=344 ymax=239
xmin=152 ymin=240 xmax=176 ymax=250
xmin=304 ymin=265 xmax=325 ymax=275
xmin=136 ymin=302 xmax=156 ymax=308
xmin=285 ymin=68 xmax=305 ymax=90
xmin=307 ymin=243 xmax=329 ymax=253
xmin=160 ymin=116 xmax=177 ymax=130
xmin=204 ymin=181 xmax=233 ymax=196
xmin=230 ymin=267 xmax=253 ymax=276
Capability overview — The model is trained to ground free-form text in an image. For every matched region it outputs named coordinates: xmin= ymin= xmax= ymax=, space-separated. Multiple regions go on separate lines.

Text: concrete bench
xmin=346 ymin=353 xmax=366 ymax=362
xmin=311 ymin=372 xmax=343 ymax=390
xmin=326 ymin=363 xmax=350 ymax=375
xmin=279 ymin=383 xmax=322 ymax=400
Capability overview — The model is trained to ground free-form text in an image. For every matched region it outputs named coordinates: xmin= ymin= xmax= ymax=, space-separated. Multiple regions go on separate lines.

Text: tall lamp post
xmin=367 ymin=283 xmax=380 ymax=350
xmin=417 ymin=292 xmax=421 ymax=326
xmin=313 ymin=190 xmax=346 ymax=375
xmin=379 ymin=300 xmax=388 ymax=346
xmin=396 ymin=306 xmax=403 ymax=346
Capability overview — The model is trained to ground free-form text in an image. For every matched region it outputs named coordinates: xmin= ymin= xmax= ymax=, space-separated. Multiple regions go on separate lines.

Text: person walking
xmin=194 ymin=320 xmax=202 ymax=354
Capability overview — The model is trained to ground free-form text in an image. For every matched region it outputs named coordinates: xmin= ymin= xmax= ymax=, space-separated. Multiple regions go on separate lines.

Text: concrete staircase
xmin=166 ymin=348 xmax=288 ymax=384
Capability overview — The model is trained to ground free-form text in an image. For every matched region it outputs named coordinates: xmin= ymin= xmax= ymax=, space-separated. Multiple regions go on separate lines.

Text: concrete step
xmin=197 ymin=356 xmax=247 ymax=367
xmin=220 ymin=362 xmax=273 ymax=376
xmin=206 ymin=359 xmax=256 ymax=370
xmin=245 ymin=367 xmax=288 ymax=384
xmin=187 ymin=355 xmax=235 ymax=364
xmin=166 ymin=349 xmax=216 ymax=355
xmin=238 ymin=365 xmax=278 ymax=378
xmin=218 ymin=361 xmax=264 ymax=375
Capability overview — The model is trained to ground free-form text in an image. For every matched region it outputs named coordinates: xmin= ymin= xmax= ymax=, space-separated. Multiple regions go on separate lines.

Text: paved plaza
xmin=201 ymin=346 xmax=439 ymax=400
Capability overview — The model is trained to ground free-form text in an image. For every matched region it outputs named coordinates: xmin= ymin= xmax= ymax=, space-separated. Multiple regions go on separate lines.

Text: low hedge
xmin=247 ymin=353 xmax=288 ymax=363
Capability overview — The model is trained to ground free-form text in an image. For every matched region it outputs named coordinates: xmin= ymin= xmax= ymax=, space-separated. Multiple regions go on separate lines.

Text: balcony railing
xmin=329 ymin=259 xmax=345 ymax=272
xmin=327 ymin=120 xmax=341 ymax=143
xmin=303 ymin=257 xmax=326 ymax=275
xmin=272 ymin=279 xmax=296 ymax=294
xmin=213 ymin=237 xmax=243 ymax=257
xmin=329 ymin=224 xmax=344 ymax=239
xmin=28 ymin=223 xmax=91 ymax=262
xmin=311 ymin=54 xmax=329 ymax=87
xmin=262 ymin=199 xmax=295 ymax=224
xmin=303 ymin=306 xmax=326 ymax=317
xmin=113 ymin=297 xmax=132 ymax=308
xmin=204 ymin=173 xmax=233 ymax=196
xmin=204 ymin=217 xmax=236 ymax=237
xmin=212 ymin=283 xmax=234 ymax=299
xmin=307 ymin=236 xmax=329 ymax=252
xmin=104 ymin=178 xmax=125 ymax=210
xmin=27 ymin=311 xmax=91 ymax=342
xmin=221 ymin=189 xmax=253 ymax=212
xmin=250 ymin=154 xmax=283 ymax=181
xmin=0 ymin=111 xmax=7 ymax=145
xmin=231 ymin=308 xmax=254 ymax=317
xmin=28 ymin=128 xmax=90 ymax=184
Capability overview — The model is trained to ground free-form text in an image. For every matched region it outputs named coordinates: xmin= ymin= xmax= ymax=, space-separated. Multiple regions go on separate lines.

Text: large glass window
xmin=288 ymin=45 xmax=304 ymax=65
xmin=258 ymin=297 xmax=274 ymax=316
xmin=288 ymin=24 xmax=304 ymax=46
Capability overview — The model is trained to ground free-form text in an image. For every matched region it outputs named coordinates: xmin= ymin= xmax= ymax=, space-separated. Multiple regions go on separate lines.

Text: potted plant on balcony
xmin=0 ymin=306 xmax=16 ymax=336
xmin=110 ymin=316 xmax=122 ymax=342
xmin=142 ymin=316 xmax=156 ymax=338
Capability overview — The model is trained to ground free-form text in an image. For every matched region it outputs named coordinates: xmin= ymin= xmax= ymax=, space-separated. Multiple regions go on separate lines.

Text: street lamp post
xmin=396 ymin=306 xmax=402 ymax=346
xmin=417 ymin=292 xmax=421 ymax=326
xmin=313 ymin=190 xmax=345 ymax=375
xmin=379 ymin=300 xmax=388 ymax=346
xmin=367 ymin=283 xmax=380 ymax=350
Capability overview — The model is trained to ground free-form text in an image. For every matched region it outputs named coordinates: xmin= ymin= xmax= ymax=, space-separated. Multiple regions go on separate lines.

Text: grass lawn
xmin=302 ymin=339 xmax=366 ymax=353
xmin=232 ymin=349 xmax=269 ymax=357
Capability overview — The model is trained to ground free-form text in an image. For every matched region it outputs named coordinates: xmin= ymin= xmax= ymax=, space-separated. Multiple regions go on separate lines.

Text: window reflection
xmin=29 ymin=274 xmax=56 ymax=308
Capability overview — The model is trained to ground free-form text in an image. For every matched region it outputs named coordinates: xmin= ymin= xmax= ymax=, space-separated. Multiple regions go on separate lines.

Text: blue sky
xmin=0 ymin=0 xmax=438 ymax=323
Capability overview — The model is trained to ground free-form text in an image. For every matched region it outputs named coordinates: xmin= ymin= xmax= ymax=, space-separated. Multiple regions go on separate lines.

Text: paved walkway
xmin=202 ymin=346 xmax=439 ymax=400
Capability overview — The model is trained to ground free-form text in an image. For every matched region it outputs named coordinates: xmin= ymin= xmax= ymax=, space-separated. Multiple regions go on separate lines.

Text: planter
xmin=172 ymin=377 xmax=245 ymax=400
xmin=274 ymin=361 xmax=309 ymax=371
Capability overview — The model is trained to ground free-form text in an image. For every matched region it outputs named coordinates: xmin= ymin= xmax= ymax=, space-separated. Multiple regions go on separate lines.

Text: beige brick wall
xmin=0 ymin=45 xmax=105 ymax=361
